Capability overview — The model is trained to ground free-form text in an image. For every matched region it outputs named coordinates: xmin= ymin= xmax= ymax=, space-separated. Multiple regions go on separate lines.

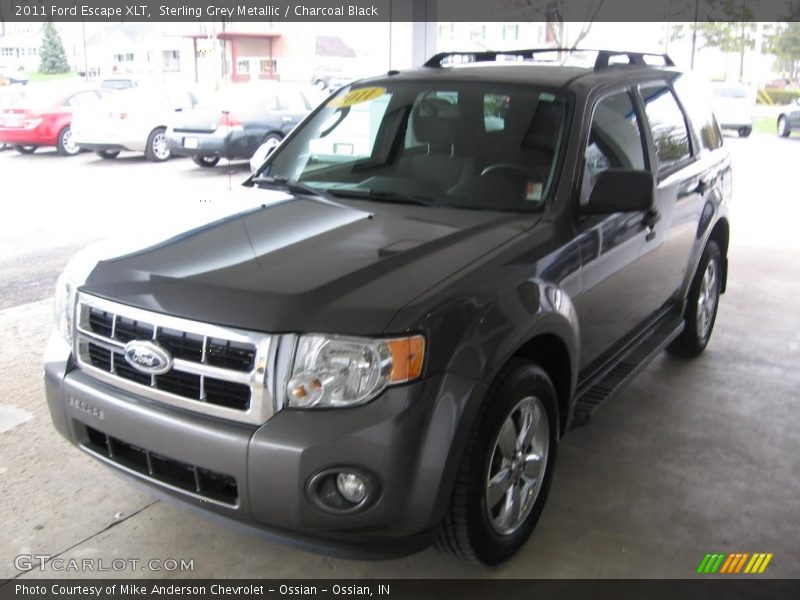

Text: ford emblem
xmin=123 ymin=340 xmax=173 ymax=375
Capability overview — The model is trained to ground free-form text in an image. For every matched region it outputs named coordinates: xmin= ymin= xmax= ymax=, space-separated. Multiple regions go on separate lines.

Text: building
xmin=84 ymin=24 xmax=194 ymax=81
xmin=0 ymin=22 xmax=43 ymax=73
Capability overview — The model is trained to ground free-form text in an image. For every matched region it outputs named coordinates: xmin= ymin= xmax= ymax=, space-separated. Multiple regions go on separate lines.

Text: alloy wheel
xmin=61 ymin=128 xmax=79 ymax=155
xmin=485 ymin=396 xmax=550 ymax=536
xmin=695 ymin=259 xmax=719 ymax=341
xmin=152 ymin=132 xmax=170 ymax=160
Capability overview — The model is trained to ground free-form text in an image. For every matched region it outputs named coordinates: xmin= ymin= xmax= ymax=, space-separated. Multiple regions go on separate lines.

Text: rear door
xmin=635 ymin=79 xmax=708 ymax=312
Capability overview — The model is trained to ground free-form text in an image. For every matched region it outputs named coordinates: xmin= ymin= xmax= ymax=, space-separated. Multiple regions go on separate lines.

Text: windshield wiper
xmin=253 ymin=176 xmax=337 ymax=203
xmin=326 ymin=188 xmax=436 ymax=207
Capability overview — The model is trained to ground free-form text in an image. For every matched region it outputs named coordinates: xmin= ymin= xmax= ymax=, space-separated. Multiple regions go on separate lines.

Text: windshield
xmin=257 ymin=80 xmax=568 ymax=212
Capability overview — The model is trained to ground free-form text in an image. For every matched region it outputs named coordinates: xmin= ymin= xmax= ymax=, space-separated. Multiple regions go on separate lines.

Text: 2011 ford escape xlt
xmin=45 ymin=49 xmax=731 ymax=565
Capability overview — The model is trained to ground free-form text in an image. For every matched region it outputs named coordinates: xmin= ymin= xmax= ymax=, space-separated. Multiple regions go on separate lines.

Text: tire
xmin=667 ymin=240 xmax=722 ymax=358
xmin=192 ymin=154 xmax=220 ymax=168
xmin=737 ymin=126 xmax=752 ymax=138
xmin=144 ymin=127 xmax=170 ymax=161
xmin=436 ymin=359 xmax=558 ymax=565
xmin=778 ymin=116 xmax=791 ymax=138
xmin=261 ymin=132 xmax=283 ymax=155
xmin=56 ymin=126 xmax=80 ymax=156
xmin=96 ymin=149 xmax=120 ymax=159
xmin=14 ymin=144 xmax=37 ymax=154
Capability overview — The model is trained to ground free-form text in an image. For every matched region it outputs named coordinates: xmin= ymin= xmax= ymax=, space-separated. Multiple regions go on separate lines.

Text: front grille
xmin=74 ymin=294 xmax=273 ymax=425
xmin=82 ymin=424 xmax=238 ymax=505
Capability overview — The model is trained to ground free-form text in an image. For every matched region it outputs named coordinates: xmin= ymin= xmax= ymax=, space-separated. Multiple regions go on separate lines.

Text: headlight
xmin=286 ymin=334 xmax=425 ymax=409
xmin=52 ymin=248 xmax=101 ymax=346
xmin=53 ymin=271 xmax=77 ymax=345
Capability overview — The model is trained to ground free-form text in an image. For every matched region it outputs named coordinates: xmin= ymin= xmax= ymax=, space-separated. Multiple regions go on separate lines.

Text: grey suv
xmin=45 ymin=49 xmax=731 ymax=565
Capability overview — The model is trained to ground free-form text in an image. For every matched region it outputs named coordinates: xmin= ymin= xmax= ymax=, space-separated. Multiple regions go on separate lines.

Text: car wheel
xmin=667 ymin=240 xmax=722 ymax=358
xmin=56 ymin=126 xmax=80 ymax=156
xmin=737 ymin=126 xmax=752 ymax=138
xmin=436 ymin=359 xmax=558 ymax=565
xmin=192 ymin=155 xmax=220 ymax=168
xmin=778 ymin=116 xmax=791 ymax=138
xmin=13 ymin=144 xmax=37 ymax=154
xmin=261 ymin=133 xmax=283 ymax=155
xmin=96 ymin=149 xmax=120 ymax=159
xmin=145 ymin=127 xmax=171 ymax=161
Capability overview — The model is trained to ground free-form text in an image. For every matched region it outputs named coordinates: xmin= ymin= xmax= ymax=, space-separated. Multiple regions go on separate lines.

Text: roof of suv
xmin=363 ymin=49 xmax=680 ymax=91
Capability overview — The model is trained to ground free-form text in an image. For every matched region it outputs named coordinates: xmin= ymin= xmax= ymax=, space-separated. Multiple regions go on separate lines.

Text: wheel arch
xmin=510 ymin=333 xmax=574 ymax=437
xmin=707 ymin=217 xmax=730 ymax=293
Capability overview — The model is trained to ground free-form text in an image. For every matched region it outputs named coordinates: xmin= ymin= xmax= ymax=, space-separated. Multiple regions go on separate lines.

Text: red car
xmin=0 ymin=86 xmax=111 ymax=156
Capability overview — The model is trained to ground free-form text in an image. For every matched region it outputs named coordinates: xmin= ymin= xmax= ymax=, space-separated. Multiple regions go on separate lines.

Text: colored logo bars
xmin=697 ymin=552 xmax=773 ymax=574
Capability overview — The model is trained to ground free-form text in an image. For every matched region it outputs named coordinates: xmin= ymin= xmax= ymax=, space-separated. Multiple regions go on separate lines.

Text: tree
xmin=765 ymin=22 xmax=800 ymax=79
xmin=663 ymin=0 xmax=755 ymax=73
xmin=39 ymin=22 xmax=70 ymax=74
xmin=498 ymin=0 xmax=606 ymax=49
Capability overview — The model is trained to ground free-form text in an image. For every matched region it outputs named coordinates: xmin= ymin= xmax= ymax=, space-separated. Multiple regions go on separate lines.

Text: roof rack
xmin=424 ymin=48 xmax=674 ymax=71
xmin=594 ymin=50 xmax=675 ymax=69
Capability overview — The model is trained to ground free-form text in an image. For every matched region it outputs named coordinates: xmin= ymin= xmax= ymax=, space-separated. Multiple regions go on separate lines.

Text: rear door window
xmin=640 ymin=84 xmax=693 ymax=171
xmin=672 ymin=76 xmax=723 ymax=151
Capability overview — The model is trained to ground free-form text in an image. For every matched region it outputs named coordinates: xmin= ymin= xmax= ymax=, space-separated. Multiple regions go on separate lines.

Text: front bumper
xmin=44 ymin=330 xmax=479 ymax=556
xmin=166 ymin=129 xmax=258 ymax=160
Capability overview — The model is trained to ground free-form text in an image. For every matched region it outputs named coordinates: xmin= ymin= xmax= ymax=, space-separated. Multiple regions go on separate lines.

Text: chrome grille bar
xmin=73 ymin=293 xmax=274 ymax=426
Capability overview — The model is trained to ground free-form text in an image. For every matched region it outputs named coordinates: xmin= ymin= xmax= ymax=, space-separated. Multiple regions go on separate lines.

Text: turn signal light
xmin=386 ymin=335 xmax=425 ymax=383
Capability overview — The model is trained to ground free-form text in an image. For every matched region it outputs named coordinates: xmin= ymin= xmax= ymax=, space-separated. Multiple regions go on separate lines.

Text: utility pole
xmin=81 ymin=21 xmax=89 ymax=80
xmin=691 ymin=0 xmax=699 ymax=68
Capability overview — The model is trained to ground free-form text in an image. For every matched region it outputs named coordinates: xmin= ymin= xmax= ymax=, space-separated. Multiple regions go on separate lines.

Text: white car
xmin=72 ymin=86 xmax=197 ymax=161
xmin=711 ymin=82 xmax=756 ymax=137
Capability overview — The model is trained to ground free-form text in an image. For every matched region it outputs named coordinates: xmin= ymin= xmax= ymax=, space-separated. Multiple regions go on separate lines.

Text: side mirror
xmin=583 ymin=169 xmax=655 ymax=214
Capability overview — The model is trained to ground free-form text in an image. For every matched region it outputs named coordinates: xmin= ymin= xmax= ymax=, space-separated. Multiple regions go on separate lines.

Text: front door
xmin=572 ymin=89 xmax=664 ymax=369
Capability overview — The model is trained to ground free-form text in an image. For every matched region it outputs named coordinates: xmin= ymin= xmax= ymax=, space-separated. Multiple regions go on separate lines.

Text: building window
xmin=162 ymin=50 xmax=180 ymax=72
xmin=113 ymin=53 xmax=134 ymax=63
xmin=438 ymin=24 xmax=454 ymax=41
xmin=470 ymin=25 xmax=486 ymax=41
xmin=259 ymin=59 xmax=275 ymax=75
xmin=502 ymin=24 xmax=519 ymax=41
xmin=236 ymin=59 xmax=249 ymax=74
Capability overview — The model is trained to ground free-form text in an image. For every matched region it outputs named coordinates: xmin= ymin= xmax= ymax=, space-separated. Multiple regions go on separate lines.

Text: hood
xmin=81 ymin=187 xmax=537 ymax=335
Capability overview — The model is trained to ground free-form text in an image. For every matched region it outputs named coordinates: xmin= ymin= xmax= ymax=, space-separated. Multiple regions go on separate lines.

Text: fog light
xmin=306 ymin=467 xmax=379 ymax=513
xmin=336 ymin=472 xmax=367 ymax=504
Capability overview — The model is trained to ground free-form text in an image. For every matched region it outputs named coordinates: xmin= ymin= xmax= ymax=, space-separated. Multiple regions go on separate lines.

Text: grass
xmin=753 ymin=115 xmax=777 ymax=135
xmin=25 ymin=71 xmax=79 ymax=83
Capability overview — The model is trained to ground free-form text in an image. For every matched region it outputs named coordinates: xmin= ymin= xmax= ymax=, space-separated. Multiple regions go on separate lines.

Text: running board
xmin=569 ymin=312 xmax=685 ymax=430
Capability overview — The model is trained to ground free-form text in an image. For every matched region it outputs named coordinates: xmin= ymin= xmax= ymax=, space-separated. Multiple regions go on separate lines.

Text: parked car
xmin=100 ymin=77 xmax=138 ymax=91
xmin=72 ymin=85 xmax=197 ymax=161
xmin=0 ymin=84 xmax=111 ymax=155
xmin=0 ymin=71 xmax=29 ymax=86
xmin=166 ymin=82 xmax=312 ymax=168
xmin=777 ymin=97 xmax=800 ymax=137
xmin=311 ymin=66 xmax=357 ymax=91
xmin=711 ymin=81 xmax=756 ymax=137
xmin=0 ymin=86 xmax=27 ymax=150
xmin=46 ymin=49 xmax=731 ymax=565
